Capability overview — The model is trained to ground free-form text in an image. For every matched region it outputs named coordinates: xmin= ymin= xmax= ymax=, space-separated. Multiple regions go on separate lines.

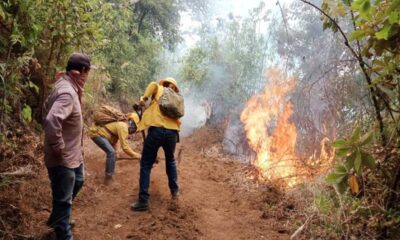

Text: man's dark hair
xmin=128 ymin=120 xmax=137 ymax=134
xmin=66 ymin=53 xmax=91 ymax=72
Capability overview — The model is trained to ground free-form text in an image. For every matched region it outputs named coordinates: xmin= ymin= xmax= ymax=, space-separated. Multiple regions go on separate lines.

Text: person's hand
xmin=139 ymin=96 xmax=147 ymax=106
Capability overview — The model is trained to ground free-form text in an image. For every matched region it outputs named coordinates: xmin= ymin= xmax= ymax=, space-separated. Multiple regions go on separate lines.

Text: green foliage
xmin=319 ymin=0 xmax=400 ymax=204
xmin=90 ymin=0 xmax=193 ymax=102
xmin=180 ymin=3 xmax=268 ymax=109
xmin=0 ymin=0 xmax=198 ymax=125
xmin=133 ymin=0 xmax=182 ymax=50
xmin=266 ymin=1 xmax=400 ymax=238
xmin=351 ymin=0 xmax=372 ymax=20
xmin=0 ymin=0 xmax=194 ymax=122
xmin=322 ymin=0 xmax=400 ymax=128
xmin=327 ymin=127 xmax=375 ymax=194
xmin=0 ymin=1 xmax=40 ymax=51
xmin=21 ymin=105 xmax=32 ymax=123
xmin=0 ymin=0 xmax=105 ymax=127
xmin=180 ymin=47 xmax=208 ymax=85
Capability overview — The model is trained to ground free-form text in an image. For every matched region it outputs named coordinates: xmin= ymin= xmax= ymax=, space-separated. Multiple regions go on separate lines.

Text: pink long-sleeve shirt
xmin=43 ymin=74 xmax=83 ymax=168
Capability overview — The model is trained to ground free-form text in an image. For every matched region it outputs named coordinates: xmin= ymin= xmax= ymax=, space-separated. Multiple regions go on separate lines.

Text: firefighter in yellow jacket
xmin=88 ymin=113 xmax=141 ymax=184
xmin=131 ymin=77 xmax=181 ymax=211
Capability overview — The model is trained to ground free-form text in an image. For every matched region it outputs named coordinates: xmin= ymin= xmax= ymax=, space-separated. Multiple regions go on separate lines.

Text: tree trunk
xmin=358 ymin=62 xmax=387 ymax=145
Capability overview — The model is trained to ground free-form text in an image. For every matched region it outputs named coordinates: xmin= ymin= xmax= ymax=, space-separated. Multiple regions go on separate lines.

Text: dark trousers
xmin=47 ymin=163 xmax=84 ymax=240
xmin=138 ymin=127 xmax=179 ymax=203
xmin=92 ymin=136 xmax=116 ymax=176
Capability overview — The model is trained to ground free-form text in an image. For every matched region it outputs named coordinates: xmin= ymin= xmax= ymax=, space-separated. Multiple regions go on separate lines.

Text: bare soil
xmin=0 ymin=128 xmax=290 ymax=240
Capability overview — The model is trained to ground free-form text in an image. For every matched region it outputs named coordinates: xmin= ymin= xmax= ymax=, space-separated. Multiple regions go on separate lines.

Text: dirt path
xmin=67 ymin=129 xmax=289 ymax=240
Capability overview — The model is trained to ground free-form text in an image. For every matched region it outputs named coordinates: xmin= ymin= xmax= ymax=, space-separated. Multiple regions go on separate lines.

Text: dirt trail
xmin=56 ymin=129 xmax=289 ymax=239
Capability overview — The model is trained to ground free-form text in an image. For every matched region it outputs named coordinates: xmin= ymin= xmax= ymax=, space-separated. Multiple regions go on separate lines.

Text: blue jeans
xmin=47 ymin=163 xmax=84 ymax=240
xmin=92 ymin=136 xmax=115 ymax=176
xmin=138 ymin=127 xmax=179 ymax=203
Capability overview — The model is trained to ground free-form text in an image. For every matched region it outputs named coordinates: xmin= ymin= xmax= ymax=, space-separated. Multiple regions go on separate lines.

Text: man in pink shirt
xmin=43 ymin=53 xmax=90 ymax=240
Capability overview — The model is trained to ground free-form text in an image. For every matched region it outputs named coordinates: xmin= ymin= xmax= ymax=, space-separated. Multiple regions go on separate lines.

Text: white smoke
xmin=180 ymin=95 xmax=209 ymax=137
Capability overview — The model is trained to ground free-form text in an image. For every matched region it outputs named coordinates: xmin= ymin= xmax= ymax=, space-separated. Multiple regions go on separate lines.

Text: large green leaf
xmin=326 ymin=172 xmax=347 ymax=184
xmin=351 ymin=0 xmax=364 ymax=10
xmin=337 ymin=176 xmax=348 ymax=194
xmin=375 ymin=22 xmax=391 ymax=40
xmin=359 ymin=132 xmax=373 ymax=146
xmin=336 ymin=148 xmax=350 ymax=157
xmin=350 ymin=30 xmax=367 ymax=41
xmin=388 ymin=11 xmax=399 ymax=24
xmin=332 ymin=139 xmax=351 ymax=149
xmin=335 ymin=164 xmax=348 ymax=174
xmin=351 ymin=127 xmax=361 ymax=143
xmin=345 ymin=151 xmax=356 ymax=170
xmin=352 ymin=0 xmax=373 ymax=20
xmin=360 ymin=0 xmax=371 ymax=16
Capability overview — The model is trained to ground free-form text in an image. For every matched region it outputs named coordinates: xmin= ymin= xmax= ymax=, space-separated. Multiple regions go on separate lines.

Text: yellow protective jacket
xmin=88 ymin=121 xmax=140 ymax=158
xmin=137 ymin=82 xmax=180 ymax=131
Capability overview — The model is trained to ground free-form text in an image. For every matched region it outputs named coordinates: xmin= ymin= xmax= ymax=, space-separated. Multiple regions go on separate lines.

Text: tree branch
xmin=298 ymin=0 xmax=360 ymax=61
xmin=277 ymin=1 xmax=291 ymax=73
xmin=299 ymin=0 xmax=387 ymax=145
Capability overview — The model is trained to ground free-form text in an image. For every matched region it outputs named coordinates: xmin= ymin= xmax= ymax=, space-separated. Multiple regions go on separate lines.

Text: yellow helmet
xmin=159 ymin=77 xmax=179 ymax=92
xmin=127 ymin=112 xmax=140 ymax=126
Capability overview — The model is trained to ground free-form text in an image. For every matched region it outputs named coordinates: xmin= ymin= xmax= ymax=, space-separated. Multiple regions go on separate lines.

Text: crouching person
xmin=88 ymin=113 xmax=141 ymax=184
xmin=43 ymin=53 xmax=91 ymax=239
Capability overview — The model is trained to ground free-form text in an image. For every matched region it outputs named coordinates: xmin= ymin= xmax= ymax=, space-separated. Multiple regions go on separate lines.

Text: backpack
xmin=158 ymin=87 xmax=185 ymax=119
xmin=93 ymin=105 xmax=126 ymax=126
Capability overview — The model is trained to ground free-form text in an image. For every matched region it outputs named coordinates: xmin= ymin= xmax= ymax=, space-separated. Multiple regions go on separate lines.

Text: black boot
xmin=130 ymin=201 xmax=149 ymax=211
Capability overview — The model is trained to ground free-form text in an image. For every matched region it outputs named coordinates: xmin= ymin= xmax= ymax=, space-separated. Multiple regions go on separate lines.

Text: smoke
xmin=179 ymin=65 xmax=230 ymax=137
xmin=223 ymin=115 xmax=249 ymax=155
xmin=158 ymin=1 xmax=274 ymax=140
xmin=180 ymin=94 xmax=209 ymax=137
xmin=154 ymin=0 xmax=360 ymax=186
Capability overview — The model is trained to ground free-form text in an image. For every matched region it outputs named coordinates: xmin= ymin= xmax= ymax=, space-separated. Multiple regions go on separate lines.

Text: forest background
xmin=0 ymin=0 xmax=399 ymax=239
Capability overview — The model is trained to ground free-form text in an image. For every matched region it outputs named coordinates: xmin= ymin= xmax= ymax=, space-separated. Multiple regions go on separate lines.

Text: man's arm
xmin=44 ymin=93 xmax=74 ymax=155
xmin=117 ymin=123 xmax=141 ymax=159
xmin=140 ymin=82 xmax=158 ymax=104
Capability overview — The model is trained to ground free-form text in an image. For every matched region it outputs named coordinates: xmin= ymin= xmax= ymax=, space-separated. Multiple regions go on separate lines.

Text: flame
xmin=240 ymin=69 xmax=298 ymax=186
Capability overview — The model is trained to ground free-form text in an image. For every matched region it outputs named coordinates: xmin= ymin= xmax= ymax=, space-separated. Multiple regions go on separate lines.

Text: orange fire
xmin=240 ymin=69 xmax=299 ymax=186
